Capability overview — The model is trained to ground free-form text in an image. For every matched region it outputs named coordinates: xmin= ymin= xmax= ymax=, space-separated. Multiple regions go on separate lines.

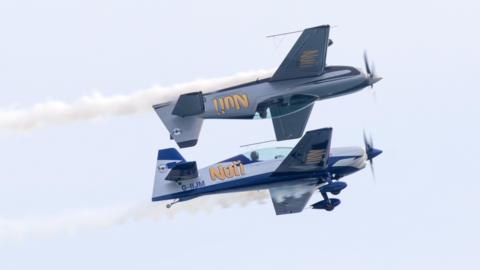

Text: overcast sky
xmin=0 ymin=1 xmax=479 ymax=269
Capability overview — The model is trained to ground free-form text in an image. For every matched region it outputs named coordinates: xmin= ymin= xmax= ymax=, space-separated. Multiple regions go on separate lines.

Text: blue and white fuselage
xmin=152 ymin=128 xmax=381 ymax=215
xmin=153 ymin=147 xmax=365 ymax=201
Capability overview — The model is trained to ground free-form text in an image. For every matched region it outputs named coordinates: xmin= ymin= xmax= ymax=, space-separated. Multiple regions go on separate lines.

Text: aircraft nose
xmin=358 ymin=66 xmax=382 ymax=86
xmin=368 ymin=148 xmax=383 ymax=160
xmin=369 ymin=76 xmax=382 ymax=85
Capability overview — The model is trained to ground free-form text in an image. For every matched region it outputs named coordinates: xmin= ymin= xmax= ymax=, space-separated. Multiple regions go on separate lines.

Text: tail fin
xmin=153 ymin=102 xmax=203 ymax=148
xmin=152 ymin=148 xmax=186 ymax=201
xmin=270 ymin=25 xmax=330 ymax=82
xmin=157 ymin=148 xmax=185 ymax=163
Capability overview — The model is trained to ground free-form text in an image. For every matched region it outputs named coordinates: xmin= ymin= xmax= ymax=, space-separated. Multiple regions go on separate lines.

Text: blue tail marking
xmin=157 ymin=148 xmax=185 ymax=161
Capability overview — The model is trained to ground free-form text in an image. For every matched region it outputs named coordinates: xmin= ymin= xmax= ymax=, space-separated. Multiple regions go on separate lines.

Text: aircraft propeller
xmin=363 ymin=131 xmax=382 ymax=181
xmin=363 ymin=51 xmax=381 ymax=102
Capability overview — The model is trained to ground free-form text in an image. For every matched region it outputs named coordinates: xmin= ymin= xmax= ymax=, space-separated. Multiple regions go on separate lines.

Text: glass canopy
xmin=241 ymin=147 xmax=292 ymax=162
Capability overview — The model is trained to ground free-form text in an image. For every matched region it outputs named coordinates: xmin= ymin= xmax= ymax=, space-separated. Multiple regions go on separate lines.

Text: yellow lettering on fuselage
xmin=213 ymin=94 xmax=250 ymax=114
xmin=209 ymin=161 xmax=246 ymax=181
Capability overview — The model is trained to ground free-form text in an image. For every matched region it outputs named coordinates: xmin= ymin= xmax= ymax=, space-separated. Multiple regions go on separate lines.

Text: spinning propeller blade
xmin=363 ymin=51 xmax=372 ymax=77
xmin=363 ymin=131 xmax=382 ymax=181
xmin=363 ymin=51 xmax=381 ymax=103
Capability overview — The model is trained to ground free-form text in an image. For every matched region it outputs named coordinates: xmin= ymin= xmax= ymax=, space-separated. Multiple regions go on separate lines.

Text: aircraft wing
xmin=270 ymin=101 xmax=314 ymax=141
xmin=269 ymin=182 xmax=317 ymax=215
xmin=272 ymin=127 xmax=332 ymax=175
xmin=270 ymin=25 xmax=330 ymax=81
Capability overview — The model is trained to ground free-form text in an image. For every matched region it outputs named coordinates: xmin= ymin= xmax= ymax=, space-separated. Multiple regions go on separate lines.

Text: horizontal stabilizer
xmin=165 ymin=161 xmax=198 ymax=181
xmin=172 ymin=92 xmax=205 ymax=117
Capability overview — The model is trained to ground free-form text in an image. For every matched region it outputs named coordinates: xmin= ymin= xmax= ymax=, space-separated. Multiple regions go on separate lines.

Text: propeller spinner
xmin=363 ymin=51 xmax=382 ymax=88
xmin=363 ymin=131 xmax=383 ymax=180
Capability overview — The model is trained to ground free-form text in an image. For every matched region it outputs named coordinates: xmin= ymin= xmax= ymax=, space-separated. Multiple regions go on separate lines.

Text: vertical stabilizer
xmin=152 ymin=148 xmax=185 ymax=200
xmin=153 ymin=102 xmax=204 ymax=148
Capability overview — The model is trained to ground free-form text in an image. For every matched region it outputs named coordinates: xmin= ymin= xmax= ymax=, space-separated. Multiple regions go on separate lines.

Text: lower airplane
xmin=152 ymin=128 xmax=382 ymax=215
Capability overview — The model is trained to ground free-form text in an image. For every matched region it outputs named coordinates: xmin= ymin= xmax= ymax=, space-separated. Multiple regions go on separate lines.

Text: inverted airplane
xmin=152 ymin=128 xmax=382 ymax=215
xmin=153 ymin=24 xmax=382 ymax=148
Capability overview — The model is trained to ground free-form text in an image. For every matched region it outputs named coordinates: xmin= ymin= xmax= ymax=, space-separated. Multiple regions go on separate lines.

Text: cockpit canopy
xmin=221 ymin=147 xmax=292 ymax=164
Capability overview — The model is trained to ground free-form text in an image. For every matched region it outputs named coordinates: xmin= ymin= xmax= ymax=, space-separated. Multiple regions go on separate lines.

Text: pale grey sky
xmin=0 ymin=1 xmax=479 ymax=269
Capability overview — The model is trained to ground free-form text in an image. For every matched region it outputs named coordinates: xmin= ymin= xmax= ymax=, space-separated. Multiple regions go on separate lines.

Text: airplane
xmin=153 ymin=24 xmax=382 ymax=148
xmin=152 ymin=128 xmax=382 ymax=215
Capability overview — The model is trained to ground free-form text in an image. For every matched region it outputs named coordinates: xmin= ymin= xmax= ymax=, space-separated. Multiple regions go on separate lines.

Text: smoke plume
xmin=0 ymin=69 xmax=273 ymax=132
xmin=0 ymin=191 xmax=269 ymax=242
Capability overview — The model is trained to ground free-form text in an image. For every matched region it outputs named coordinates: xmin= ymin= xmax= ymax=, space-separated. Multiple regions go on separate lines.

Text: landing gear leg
xmin=321 ymin=173 xmax=332 ymax=202
xmin=324 ymin=173 xmax=333 ymax=185
xmin=320 ymin=190 xmax=333 ymax=211
xmin=166 ymin=199 xmax=179 ymax=209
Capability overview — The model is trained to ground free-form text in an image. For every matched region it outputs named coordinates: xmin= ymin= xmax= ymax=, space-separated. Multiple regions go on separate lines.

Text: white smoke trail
xmin=0 ymin=190 xmax=269 ymax=242
xmin=0 ymin=69 xmax=274 ymax=132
